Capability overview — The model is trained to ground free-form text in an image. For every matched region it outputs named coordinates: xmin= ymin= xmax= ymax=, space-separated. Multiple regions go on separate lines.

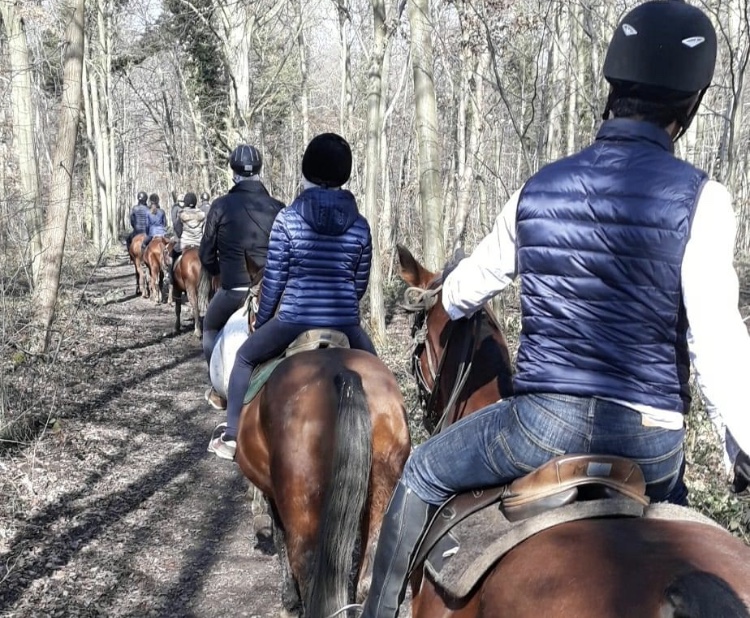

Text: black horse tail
xmin=662 ymin=571 xmax=750 ymax=618
xmin=197 ymin=267 xmax=211 ymax=317
xmin=306 ymin=369 xmax=372 ymax=618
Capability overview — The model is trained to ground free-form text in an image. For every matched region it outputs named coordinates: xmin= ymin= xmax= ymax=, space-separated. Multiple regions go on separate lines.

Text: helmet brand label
xmin=622 ymin=23 xmax=637 ymax=36
xmin=682 ymin=36 xmax=705 ymax=48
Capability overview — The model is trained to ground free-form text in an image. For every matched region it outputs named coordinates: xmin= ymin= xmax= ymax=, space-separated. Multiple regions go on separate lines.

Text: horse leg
xmin=187 ymin=285 xmax=201 ymax=338
xmin=151 ymin=263 xmax=161 ymax=304
xmin=268 ymin=499 xmax=302 ymax=616
xmin=174 ymin=293 xmax=181 ymax=333
xmin=133 ymin=262 xmax=141 ymax=296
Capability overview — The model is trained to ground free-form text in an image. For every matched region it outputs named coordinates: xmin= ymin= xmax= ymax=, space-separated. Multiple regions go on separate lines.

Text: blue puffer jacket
xmin=255 ymin=188 xmax=372 ymax=327
xmin=147 ymin=208 xmax=167 ymax=237
xmin=514 ymin=119 xmax=707 ymax=413
xmin=130 ymin=204 xmax=150 ymax=233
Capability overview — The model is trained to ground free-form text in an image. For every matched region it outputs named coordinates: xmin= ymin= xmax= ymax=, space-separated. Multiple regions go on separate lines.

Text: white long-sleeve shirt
xmin=442 ymin=180 xmax=750 ymax=456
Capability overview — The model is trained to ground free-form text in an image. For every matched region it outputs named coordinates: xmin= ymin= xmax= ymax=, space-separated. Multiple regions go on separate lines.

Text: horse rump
xmin=305 ymin=368 xmax=373 ymax=617
xmin=663 ymin=571 xmax=750 ymax=618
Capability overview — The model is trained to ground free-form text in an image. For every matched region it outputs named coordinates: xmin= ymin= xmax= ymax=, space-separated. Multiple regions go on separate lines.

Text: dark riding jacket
xmin=255 ymin=187 xmax=372 ymax=328
xmin=130 ymin=204 xmax=150 ymax=234
xmin=147 ymin=209 xmax=167 ymax=237
xmin=199 ymin=179 xmax=284 ymax=290
xmin=514 ymin=119 xmax=707 ymax=414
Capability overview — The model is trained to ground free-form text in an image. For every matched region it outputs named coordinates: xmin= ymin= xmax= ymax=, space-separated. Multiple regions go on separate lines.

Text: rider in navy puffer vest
xmin=255 ymin=186 xmax=371 ymax=328
xmin=514 ymin=118 xmax=707 ymax=414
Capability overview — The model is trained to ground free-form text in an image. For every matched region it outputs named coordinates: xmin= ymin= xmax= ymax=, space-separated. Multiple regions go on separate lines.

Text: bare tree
xmin=33 ymin=0 xmax=85 ymax=353
xmin=0 ymin=0 xmax=43 ymax=282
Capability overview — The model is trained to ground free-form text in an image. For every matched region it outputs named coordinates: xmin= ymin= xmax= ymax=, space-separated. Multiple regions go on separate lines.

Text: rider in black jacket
xmin=199 ymin=144 xmax=284 ymax=409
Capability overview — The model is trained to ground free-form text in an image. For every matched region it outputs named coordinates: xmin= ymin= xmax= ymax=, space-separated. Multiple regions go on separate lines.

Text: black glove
xmin=731 ymin=449 xmax=750 ymax=494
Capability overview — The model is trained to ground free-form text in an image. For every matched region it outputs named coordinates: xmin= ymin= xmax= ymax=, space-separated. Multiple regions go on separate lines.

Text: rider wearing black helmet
xmin=199 ymin=144 xmax=284 ymax=409
xmin=199 ymin=192 xmax=211 ymax=215
xmin=359 ymin=3 xmax=750 ymax=617
xmin=126 ymin=191 xmax=150 ymax=251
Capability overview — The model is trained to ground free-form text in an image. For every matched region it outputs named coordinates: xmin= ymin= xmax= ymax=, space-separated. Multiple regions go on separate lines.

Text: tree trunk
xmin=363 ymin=0 xmax=389 ymax=343
xmin=408 ymin=0 xmax=444 ymax=270
xmin=334 ymin=0 xmax=353 ymax=137
xmin=0 ymin=0 xmax=44 ymax=282
xmin=33 ymin=0 xmax=85 ymax=353
xmin=298 ymin=0 xmax=309 ymax=146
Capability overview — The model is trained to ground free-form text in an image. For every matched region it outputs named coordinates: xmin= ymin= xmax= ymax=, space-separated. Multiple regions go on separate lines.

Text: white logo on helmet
xmin=622 ymin=23 xmax=637 ymax=36
xmin=682 ymin=36 xmax=705 ymax=48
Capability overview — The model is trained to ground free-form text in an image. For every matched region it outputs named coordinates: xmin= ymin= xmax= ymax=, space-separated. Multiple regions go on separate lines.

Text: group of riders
xmin=126 ymin=2 xmax=750 ymax=616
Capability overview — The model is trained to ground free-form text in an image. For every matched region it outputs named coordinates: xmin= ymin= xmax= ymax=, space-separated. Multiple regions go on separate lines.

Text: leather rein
xmin=402 ymin=284 xmax=482 ymax=435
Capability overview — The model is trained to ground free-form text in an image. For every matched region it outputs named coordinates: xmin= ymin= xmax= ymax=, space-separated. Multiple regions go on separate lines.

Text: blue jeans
xmin=224 ymin=317 xmax=377 ymax=437
xmin=403 ymin=393 xmax=687 ymax=506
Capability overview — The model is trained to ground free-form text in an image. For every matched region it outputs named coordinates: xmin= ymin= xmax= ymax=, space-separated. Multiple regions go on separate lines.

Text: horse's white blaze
xmin=210 ymin=306 xmax=248 ymax=398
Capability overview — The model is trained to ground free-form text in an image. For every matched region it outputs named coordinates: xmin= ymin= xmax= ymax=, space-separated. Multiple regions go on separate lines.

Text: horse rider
xmin=360 ymin=2 xmax=750 ymax=617
xmin=199 ymin=144 xmax=285 ymax=410
xmin=199 ymin=192 xmax=211 ymax=215
xmin=171 ymin=193 xmax=184 ymax=237
xmin=126 ymin=191 xmax=150 ymax=251
xmin=208 ymin=133 xmax=376 ymax=460
xmin=141 ymin=195 xmax=168 ymax=259
xmin=177 ymin=192 xmax=205 ymax=252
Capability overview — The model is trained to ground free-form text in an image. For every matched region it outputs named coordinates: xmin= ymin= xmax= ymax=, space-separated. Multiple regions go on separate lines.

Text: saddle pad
xmin=244 ymin=358 xmax=284 ymax=404
xmin=424 ymin=497 xmax=645 ymax=600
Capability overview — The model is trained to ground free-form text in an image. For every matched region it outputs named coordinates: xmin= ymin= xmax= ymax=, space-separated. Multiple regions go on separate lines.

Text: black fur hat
xmin=301 ymin=133 xmax=352 ymax=188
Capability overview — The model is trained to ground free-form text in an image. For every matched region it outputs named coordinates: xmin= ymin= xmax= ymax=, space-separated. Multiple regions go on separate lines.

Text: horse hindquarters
xmin=305 ymin=369 xmax=373 ymax=618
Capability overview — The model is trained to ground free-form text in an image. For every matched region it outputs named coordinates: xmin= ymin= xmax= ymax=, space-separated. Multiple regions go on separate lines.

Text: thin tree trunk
xmin=33 ymin=0 xmax=85 ymax=353
xmin=334 ymin=0 xmax=353 ymax=136
xmin=0 ymin=0 xmax=44 ymax=282
xmin=409 ymin=0 xmax=444 ymax=270
xmin=363 ymin=0 xmax=389 ymax=342
xmin=82 ymin=38 xmax=101 ymax=247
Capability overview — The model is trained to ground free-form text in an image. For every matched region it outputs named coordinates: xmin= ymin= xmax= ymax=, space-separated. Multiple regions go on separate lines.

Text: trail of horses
xmin=0 ymin=253 xmax=284 ymax=617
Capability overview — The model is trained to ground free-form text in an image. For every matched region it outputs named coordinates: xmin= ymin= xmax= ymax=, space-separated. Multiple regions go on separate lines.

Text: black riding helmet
xmin=200 ymin=191 xmax=210 ymax=202
xmin=230 ymin=144 xmax=262 ymax=176
xmin=602 ymin=0 xmax=717 ymax=132
xmin=183 ymin=192 xmax=198 ymax=208
xmin=302 ymin=133 xmax=352 ymax=188
xmin=149 ymin=193 xmax=160 ymax=206
xmin=137 ymin=191 xmax=148 ymax=204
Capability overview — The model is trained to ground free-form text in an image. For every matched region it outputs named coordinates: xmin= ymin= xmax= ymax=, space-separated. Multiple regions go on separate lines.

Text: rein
xmin=402 ymin=285 xmax=481 ymax=435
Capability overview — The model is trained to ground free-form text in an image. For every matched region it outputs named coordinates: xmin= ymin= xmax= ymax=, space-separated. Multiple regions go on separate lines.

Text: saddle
xmin=414 ymin=454 xmax=655 ymax=599
xmin=243 ymin=329 xmax=351 ymax=403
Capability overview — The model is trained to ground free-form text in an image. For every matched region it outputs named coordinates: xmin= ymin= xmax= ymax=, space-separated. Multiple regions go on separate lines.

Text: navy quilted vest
xmin=514 ymin=119 xmax=707 ymax=413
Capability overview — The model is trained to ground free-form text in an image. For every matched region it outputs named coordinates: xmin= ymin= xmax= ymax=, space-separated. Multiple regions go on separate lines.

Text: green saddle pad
xmin=244 ymin=358 xmax=285 ymax=404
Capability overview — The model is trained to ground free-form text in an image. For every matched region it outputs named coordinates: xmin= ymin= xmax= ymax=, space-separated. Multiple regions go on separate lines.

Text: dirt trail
xmin=0 ymin=254 xmax=287 ymax=617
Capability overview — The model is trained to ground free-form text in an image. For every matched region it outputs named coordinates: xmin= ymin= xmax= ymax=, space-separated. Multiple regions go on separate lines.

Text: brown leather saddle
xmin=412 ymin=453 xmax=650 ymax=593
xmin=244 ymin=329 xmax=351 ymax=403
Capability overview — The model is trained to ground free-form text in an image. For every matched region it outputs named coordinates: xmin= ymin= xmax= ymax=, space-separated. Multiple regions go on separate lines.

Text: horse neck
xmin=430 ymin=309 xmax=511 ymax=429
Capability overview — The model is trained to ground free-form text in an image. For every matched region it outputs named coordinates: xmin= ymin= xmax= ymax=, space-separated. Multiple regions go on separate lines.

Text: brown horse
xmin=141 ymin=236 xmax=168 ymax=303
xmin=161 ymin=243 xmax=207 ymax=338
xmin=127 ymin=233 xmax=148 ymax=298
xmin=397 ymin=245 xmax=750 ymax=618
xmin=234 ymin=262 xmax=411 ymax=617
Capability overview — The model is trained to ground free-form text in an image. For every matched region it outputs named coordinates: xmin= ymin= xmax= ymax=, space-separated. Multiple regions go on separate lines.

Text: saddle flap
xmin=286 ymin=329 xmax=350 ymax=357
xmin=501 ymin=454 xmax=649 ymax=516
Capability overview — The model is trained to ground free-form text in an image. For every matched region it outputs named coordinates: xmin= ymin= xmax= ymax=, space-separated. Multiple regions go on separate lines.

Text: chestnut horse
xmin=161 ymin=244 xmax=208 ymax=338
xmin=397 ymin=245 xmax=750 ymax=618
xmin=127 ymin=233 xmax=147 ymax=298
xmin=234 ymin=261 xmax=411 ymax=617
xmin=141 ymin=236 xmax=168 ymax=303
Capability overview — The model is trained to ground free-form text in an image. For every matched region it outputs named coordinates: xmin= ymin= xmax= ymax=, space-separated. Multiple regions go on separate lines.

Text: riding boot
xmin=361 ymin=481 xmax=436 ymax=618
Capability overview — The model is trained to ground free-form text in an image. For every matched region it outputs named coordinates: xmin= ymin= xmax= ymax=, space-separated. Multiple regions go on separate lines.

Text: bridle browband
xmin=402 ymin=283 xmax=482 ymax=435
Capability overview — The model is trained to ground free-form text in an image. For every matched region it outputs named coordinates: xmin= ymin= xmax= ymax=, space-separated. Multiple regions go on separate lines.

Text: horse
xmin=227 ymin=259 xmax=412 ymax=617
xmin=141 ymin=236 xmax=169 ymax=303
xmin=127 ymin=233 xmax=148 ymax=298
xmin=396 ymin=244 xmax=750 ymax=618
xmin=161 ymin=243 xmax=209 ymax=338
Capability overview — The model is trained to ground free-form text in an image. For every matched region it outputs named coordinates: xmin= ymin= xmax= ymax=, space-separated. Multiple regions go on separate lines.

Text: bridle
xmin=402 ymin=282 xmax=482 ymax=435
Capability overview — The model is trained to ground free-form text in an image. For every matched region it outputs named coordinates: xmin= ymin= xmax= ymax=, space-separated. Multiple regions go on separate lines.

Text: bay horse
xmin=127 ymin=233 xmax=148 ymax=298
xmin=233 ymin=259 xmax=412 ymax=617
xmin=141 ymin=236 xmax=169 ymax=303
xmin=397 ymin=244 xmax=750 ymax=618
xmin=161 ymin=243 xmax=208 ymax=338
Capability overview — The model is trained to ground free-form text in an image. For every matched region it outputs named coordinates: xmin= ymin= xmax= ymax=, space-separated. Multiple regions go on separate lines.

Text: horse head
xmin=397 ymin=244 xmax=514 ymax=433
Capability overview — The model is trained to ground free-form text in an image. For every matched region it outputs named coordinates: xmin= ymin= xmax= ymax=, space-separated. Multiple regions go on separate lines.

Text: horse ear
xmin=397 ymin=244 xmax=435 ymax=288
